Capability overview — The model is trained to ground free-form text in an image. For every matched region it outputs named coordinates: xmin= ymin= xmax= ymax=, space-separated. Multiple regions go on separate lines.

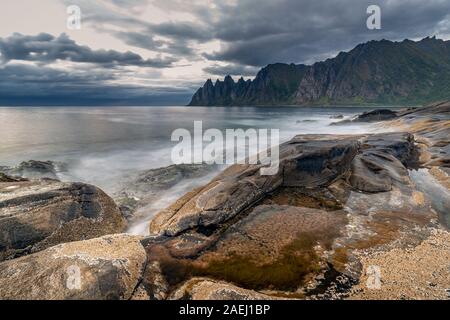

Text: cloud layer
xmin=0 ymin=0 xmax=449 ymax=105
xmin=0 ymin=33 xmax=175 ymax=67
xmin=82 ymin=0 xmax=450 ymax=67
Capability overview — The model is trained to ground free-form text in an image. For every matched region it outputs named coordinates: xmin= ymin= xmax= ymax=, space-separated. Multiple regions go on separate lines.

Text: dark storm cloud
xmin=78 ymin=0 xmax=450 ymax=68
xmin=110 ymin=0 xmax=148 ymax=9
xmin=114 ymin=31 xmax=196 ymax=57
xmin=149 ymin=22 xmax=212 ymax=43
xmin=0 ymin=33 xmax=176 ymax=68
xmin=68 ymin=1 xmax=205 ymax=59
xmin=114 ymin=31 xmax=166 ymax=51
xmin=203 ymin=63 xmax=260 ymax=77
xmin=0 ymin=63 xmax=192 ymax=106
xmin=203 ymin=0 xmax=450 ymax=66
xmin=3 ymin=0 xmax=450 ymax=105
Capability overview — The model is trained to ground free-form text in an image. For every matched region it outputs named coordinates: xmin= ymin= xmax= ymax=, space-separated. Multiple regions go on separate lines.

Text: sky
xmin=0 ymin=0 xmax=450 ymax=105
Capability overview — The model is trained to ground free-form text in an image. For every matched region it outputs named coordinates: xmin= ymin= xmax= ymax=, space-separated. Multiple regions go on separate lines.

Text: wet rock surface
xmin=0 ymin=101 xmax=448 ymax=300
xmin=0 ymin=173 xmax=25 ymax=183
xmin=149 ymin=132 xmax=416 ymax=238
xmin=0 ymin=234 xmax=146 ymax=300
xmin=0 ymin=179 xmax=126 ymax=261
xmin=349 ymin=133 xmax=416 ymax=192
xmin=134 ymin=102 xmax=450 ymax=300
xmin=138 ymin=116 xmax=446 ymax=300
xmin=385 ymin=101 xmax=450 ymax=172
xmin=0 ymin=160 xmax=67 ymax=180
xmin=333 ymin=109 xmax=398 ymax=124
xmin=113 ymin=163 xmax=218 ymax=220
xmin=148 ymin=135 xmax=361 ymax=237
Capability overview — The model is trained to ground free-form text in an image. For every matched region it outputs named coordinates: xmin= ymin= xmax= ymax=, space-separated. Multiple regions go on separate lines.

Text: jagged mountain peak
xmin=189 ymin=37 xmax=450 ymax=106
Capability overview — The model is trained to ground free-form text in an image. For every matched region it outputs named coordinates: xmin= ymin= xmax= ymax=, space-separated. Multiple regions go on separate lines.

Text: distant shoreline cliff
xmin=189 ymin=37 xmax=450 ymax=106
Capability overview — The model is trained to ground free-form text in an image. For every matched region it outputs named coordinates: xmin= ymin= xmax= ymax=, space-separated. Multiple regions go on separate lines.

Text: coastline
xmin=0 ymin=101 xmax=449 ymax=300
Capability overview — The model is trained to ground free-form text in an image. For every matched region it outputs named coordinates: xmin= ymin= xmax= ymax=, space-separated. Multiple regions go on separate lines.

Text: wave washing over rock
xmin=0 ymin=101 xmax=449 ymax=300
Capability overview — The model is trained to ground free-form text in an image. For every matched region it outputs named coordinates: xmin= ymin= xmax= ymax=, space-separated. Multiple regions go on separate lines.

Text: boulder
xmin=149 ymin=133 xmax=416 ymax=236
xmin=352 ymin=109 xmax=398 ymax=122
xmin=391 ymin=101 xmax=450 ymax=171
xmin=0 ymin=160 xmax=67 ymax=180
xmin=349 ymin=133 xmax=415 ymax=192
xmin=282 ymin=135 xmax=360 ymax=187
xmin=0 ymin=173 xmax=25 ymax=183
xmin=149 ymin=134 xmax=420 ymax=238
xmin=170 ymin=278 xmax=280 ymax=300
xmin=332 ymin=109 xmax=398 ymax=125
xmin=149 ymin=165 xmax=283 ymax=236
xmin=0 ymin=179 xmax=126 ymax=261
xmin=150 ymin=135 xmax=361 ymax=236
xmin=0 ymin=234 xmax=146 ymax=300
xmin=142 ymin=131 xmax=433 ymax=299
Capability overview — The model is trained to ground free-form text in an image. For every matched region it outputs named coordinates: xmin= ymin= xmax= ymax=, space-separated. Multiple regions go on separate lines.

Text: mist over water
xmin=0 ymin=106 xmax=388 ymax=234
xmin=127 ymin=170 xmax=221 ymax=235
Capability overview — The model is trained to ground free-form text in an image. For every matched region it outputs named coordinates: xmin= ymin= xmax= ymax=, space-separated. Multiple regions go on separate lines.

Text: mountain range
xmin=189 ymin=36 xmax=450 ymax=106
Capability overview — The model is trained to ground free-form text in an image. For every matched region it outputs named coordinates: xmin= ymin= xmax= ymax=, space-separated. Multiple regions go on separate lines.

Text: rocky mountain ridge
xmin=190 ymin=37 xmax=450 ymax=106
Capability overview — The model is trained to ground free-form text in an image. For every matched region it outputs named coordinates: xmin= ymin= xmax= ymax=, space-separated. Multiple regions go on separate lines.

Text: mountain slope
xmin=189 ymin=37 xmax=450 ymax=106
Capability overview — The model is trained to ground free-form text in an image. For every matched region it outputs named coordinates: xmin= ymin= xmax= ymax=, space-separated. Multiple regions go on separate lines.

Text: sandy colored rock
xmin=429 ymin=167 xmax=450 ymax=190
xmin=170 ymin=278 xmax=281 ymax=300
xmin=383 ymin=101 xmax=450 ymax=171
xmin=348 ymin=229 xmax=450 ymax=300
xmin=0 ymin=234 xmax=147 ymax=300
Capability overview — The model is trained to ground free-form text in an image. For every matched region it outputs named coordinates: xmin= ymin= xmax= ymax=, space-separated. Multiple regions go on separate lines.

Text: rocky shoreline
xmin=0 ymin=101 xmax=449 ymax=300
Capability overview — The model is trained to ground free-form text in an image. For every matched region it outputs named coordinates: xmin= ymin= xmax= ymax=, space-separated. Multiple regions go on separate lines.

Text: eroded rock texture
xmin=0 ymin=179 xmax=126 ymax=261
xmin=140 ymin=124 xmax=440 ymax=300
xmin=0 ymin=234 xmax=146 ymax=300
xmin=170 ymin=278 xmax=281 ymax=300
xmin=1 ymin=101 xmax=448 ymax=300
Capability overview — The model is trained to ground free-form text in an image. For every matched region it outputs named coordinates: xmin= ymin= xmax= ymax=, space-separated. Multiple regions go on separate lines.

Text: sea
xmin=0 ymin=106 xmax=401 ymax=234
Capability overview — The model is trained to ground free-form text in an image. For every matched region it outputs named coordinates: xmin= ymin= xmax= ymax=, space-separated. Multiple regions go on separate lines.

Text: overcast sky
xmin=1 ymin=0 xmax=449 ymax=105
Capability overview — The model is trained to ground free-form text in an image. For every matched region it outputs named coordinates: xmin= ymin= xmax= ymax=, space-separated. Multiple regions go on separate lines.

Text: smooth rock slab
xmin=349 ymin=133 xmax=415 ymax=192
xmin=150 ymin=135 xmax=361 ymax=236
xmin=0 ymin=234 xmax=146 ymax=300
xmin=0 ymin=179 xmax=126 ymax=261
xmin=197 ymin=204 xmax=347 ymax=264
